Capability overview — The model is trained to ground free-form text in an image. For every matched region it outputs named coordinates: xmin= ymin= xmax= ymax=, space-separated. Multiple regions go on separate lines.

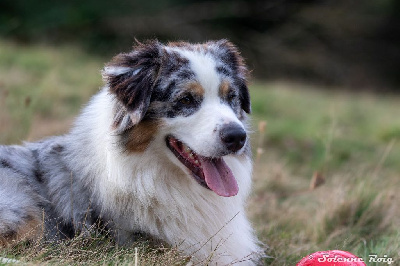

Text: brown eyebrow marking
xmin=185 ymin=82 xmax=205 ymax=96
xmin=219 ymin=80 xmax=230 ymax=98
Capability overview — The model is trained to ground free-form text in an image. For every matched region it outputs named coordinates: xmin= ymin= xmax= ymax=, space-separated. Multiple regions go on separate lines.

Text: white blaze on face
xmin=176 ymin=50 xmax=220 ymax=100
xmin=162 ymin=48 xmax=247 ymax=197
xmin=165 ymin=49 xmax=244 ymax=157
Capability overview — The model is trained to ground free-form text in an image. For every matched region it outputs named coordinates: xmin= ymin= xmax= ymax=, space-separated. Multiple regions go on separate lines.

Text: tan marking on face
xmin=186 ymin=82 xmax=205 ymax=96
xmin=126 ymin=120 xmax=160 ymax=153
xmin=0 ymin=214 xmax=42 ymax=247
xmin=219 ymin=80 xmax=230 ymax=98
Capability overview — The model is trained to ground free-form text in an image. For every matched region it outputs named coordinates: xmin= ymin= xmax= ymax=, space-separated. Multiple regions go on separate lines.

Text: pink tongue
xmin=199 ymin=157 xmax=238 ymax=197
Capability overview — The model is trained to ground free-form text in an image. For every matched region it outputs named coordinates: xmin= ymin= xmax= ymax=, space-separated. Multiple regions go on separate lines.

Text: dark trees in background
xmin=0 ymin=0 xmax=399 ymax=90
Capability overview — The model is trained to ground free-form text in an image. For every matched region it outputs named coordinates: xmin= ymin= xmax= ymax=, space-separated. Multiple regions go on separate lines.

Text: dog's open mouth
xmin=166 ymin=136 xmax=238 ymax=197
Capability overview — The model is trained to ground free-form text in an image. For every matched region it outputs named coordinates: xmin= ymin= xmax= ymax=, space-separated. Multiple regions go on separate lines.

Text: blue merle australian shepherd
xmin=0 ymin=40 xmax=263 ymax=265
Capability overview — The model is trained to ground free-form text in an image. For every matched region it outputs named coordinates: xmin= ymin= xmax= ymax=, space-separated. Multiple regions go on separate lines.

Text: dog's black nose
xmin=220 ymin=124 xmax=247 ymax=152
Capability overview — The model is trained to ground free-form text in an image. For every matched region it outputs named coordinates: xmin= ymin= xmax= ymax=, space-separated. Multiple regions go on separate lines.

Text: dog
xmin=0 ymin=40 xmax=263 ymax=265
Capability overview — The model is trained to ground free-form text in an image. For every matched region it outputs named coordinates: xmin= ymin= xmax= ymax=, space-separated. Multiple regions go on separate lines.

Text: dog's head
xmin=102 ymin=40 xmax=251 ymax=197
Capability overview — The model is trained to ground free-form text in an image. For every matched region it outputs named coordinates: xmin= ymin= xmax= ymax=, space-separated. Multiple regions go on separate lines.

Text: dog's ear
xmin=102 ymin=41 xmax=162 ymax=125
xmin=215 ymin=40 xmax=251 ymax=114
xmin=238 ymin=82 xmax=251 ymax=114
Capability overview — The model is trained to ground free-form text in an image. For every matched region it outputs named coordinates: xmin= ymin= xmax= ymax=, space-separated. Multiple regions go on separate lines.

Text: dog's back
xmin=0 ymin=144 xmax=44 ymax=245
xmin=0 ymin=137 xmax=97 ymax=244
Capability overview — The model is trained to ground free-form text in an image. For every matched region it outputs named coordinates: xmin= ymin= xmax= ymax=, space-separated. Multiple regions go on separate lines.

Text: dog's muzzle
xmin=220 ymin=123 xmax=246 ymax=153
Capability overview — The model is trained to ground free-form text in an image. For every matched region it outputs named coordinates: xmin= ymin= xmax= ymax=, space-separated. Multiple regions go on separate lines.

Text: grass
xmin=0 ymin=233 xmax=188 ymax=265
xmin=0 ymin=40 xmax=399 ymax=265
xmin=0 ymin=40 xmax=102 ymax=143
xmin=250 ymin=83 xmax=400 ymax=265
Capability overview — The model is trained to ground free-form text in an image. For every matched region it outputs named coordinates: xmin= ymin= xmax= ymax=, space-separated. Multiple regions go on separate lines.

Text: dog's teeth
xmin=195 ymin=160 xmax=199 ymax=165
xmin=183 ymin=145 xmax=191 ymax=154
xmin=189 ymin=153 xmax=194 ymax=159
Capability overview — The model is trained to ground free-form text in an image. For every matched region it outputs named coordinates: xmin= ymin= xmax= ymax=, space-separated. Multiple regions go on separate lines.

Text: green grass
xmin=0 ymin=40 xmax=103 ymax=143
xmin=251 ymin=82 xmax=400 ymax=174
xmin=1 ymin=40 xmax=399 ymax=265
xmin=250 ymin=83 xmax=400 ymax=264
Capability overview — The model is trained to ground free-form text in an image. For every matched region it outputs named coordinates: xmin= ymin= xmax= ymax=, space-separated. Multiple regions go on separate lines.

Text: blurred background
xmin=1 ymin=0 xmax=399 ymax=90
xmin=0 ymin=1 xmax=400 ymax=265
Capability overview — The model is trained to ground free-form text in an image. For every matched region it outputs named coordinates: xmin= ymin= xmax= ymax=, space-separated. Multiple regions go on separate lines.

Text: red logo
xmin=297 ymin=250 xmax=366 ymax=265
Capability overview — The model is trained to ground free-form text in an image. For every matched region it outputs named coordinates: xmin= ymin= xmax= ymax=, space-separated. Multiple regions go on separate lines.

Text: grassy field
xmin=0 ymin=40 xmax=399 ymax=265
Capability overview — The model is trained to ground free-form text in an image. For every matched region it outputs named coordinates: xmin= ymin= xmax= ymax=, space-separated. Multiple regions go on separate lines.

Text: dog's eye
xmin=227 ymin=92 xmax=237 ymax=102
xmin=178 ymin=95 xmax=194 ymax=105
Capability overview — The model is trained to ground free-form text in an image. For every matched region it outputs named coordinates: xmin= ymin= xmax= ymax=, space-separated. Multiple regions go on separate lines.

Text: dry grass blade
xmin=256 ymin=120 xmax=267 ymax=163
xmin=309 ymin=172 xmax=325 ymax=190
